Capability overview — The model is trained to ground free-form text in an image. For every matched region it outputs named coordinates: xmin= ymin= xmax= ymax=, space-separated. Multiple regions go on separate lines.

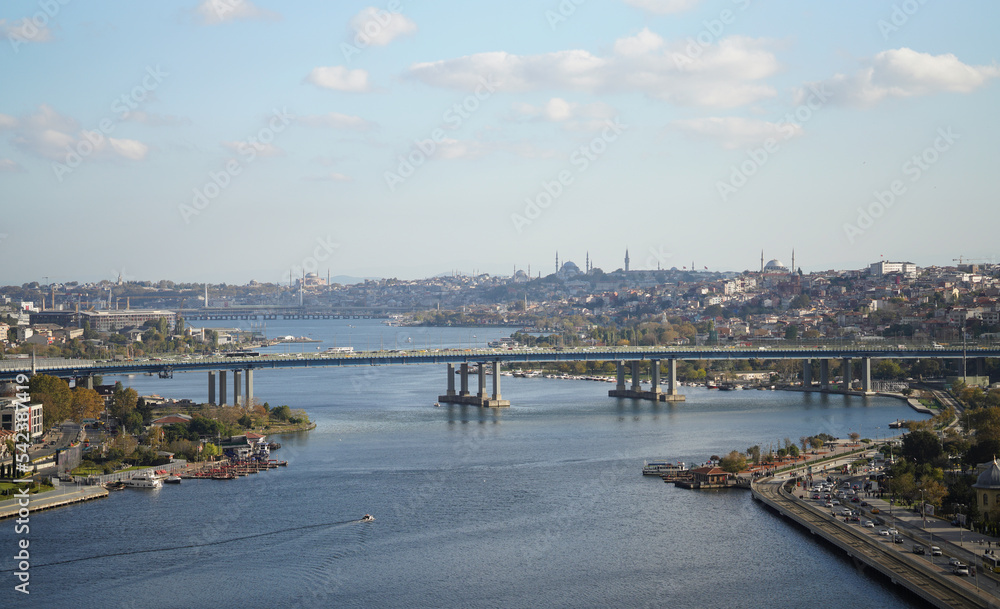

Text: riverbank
xmin=0 ymin=485 xmax=109 ymax=520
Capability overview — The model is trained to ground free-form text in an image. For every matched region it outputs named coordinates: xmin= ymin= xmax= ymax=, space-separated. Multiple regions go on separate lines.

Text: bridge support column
xmin=208 ymin=371 xmax=216 ymax=405
xmin=802 ymin=360 xmax=812 ymax=388
xmin=666 ymin=359 xmax=678 ymax=397
xmin=438 ymin=361 xmax=509 ymax=407
xmin=615 ymin=362 xmax=626 ymax=392
xmin=492 ymin=361 xmax=501 ymax=402
xmin=977 ymin=357 xmax=986 ymax=377
xmin=861 ymin=357 xmax=872 ymax=395
xmin=842 ymin=358 xmax=852 ymax=392
xmin=630 ymin=361 xmax=641 ymax=393
xmin=219 ymin=370 xmax=227 ymax=405
xmin=233 ymin=370 xmax=243 ymax=406
xmin=650 ymin=360 xmax=661 ymax=394
xmin=85 ymin=375 xmax=94 ymax=390
xmin=245 ymin=368 xmax=254 ymax=404
xmin=819 ymin=359 xmax=829 ymax=391
xmin=459 ymin=363 xmax=470 ymax=397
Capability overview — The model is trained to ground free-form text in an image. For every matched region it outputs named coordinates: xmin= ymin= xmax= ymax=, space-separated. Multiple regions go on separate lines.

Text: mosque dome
xmin=559 ymin=261 xmax=581 ymax=276
xmin=974 ymin=460 xmax=1000 ymax=489
xmin=764 ymin=259 xmax=788 ymax=272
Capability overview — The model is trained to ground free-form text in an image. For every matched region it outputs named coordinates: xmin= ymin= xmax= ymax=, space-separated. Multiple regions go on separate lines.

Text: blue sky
xmin=1 ymin=0 xmax=998 ymax=284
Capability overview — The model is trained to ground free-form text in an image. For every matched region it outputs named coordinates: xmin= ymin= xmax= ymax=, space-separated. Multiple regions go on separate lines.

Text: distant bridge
xmin=2 ymin=345 xmax=994 ymax=408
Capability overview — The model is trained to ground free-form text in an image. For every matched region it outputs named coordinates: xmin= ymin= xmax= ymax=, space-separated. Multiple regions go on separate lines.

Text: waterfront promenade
xmin=754 ymin=446 xmax=1000 ymax=608
xmin=0 ymin=485 xmax=108 ymax=520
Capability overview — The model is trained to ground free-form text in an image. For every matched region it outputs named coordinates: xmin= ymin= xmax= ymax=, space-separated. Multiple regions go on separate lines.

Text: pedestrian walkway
xmin=0 ymin=484 xmax=108 ymax=519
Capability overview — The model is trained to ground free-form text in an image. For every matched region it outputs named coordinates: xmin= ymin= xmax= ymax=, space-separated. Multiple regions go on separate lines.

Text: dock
xmin=0 ymin=485 xmax=109 ymax=520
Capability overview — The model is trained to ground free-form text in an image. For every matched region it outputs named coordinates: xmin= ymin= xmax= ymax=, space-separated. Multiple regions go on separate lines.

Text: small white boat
xmin=124 ymin=474 xmax=162 ymax=489
xmin=434 ymin=402 xmax=440 ymax=407
xmin=361 ymin=514 xmax=375 ymax=522
xmin=164 ymin=475 xmax=181 ymax=484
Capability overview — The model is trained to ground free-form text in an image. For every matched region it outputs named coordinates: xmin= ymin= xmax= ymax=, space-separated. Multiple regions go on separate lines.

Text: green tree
xmin=719 ymin=450 xmax=747 ymax=473
xmin=28 ymin=374 xmax=72 ymax=427
xmin=901 ymin=430 xmax=942 ymax=464
xmin=109 ymin=386 xmax=138 ymax=428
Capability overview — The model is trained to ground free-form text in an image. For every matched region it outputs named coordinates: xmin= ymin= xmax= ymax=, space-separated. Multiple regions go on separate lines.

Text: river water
xmin=6 ymin=320 xmax=926 ymax=608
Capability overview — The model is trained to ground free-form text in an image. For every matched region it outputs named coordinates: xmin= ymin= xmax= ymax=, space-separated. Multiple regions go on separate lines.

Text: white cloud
xmin=795 ymin=48 xmax=1000 ymax=106
xmin=0 ymin=18 xmax=54 ymax=44
xmin=407 ymin=34 xmax=779 ymax=108
xmin=9 ymin=105 xmax=149 ymax=162
xmin=306 ymin=66 xmax=373 ymax=93
xmin=297 ymin=113 xmax=375 ymax=131
xmin=0 ymin=159 xmax=24 ymax=173
xmin=221 ymin=140 xmax=282 ymax=157
xmin=673 ymin=116 xmax=802 ymax=149
xmin=348 ymin=7 xmax=416 ymax=46
xmin=511 ymin=98 xmax=617 ymax=131
xmin=196 ymin=0 xmax=280 ymax=25
xmin=622 ymin=0 xmax=703 ymax=14
xmin=0 ymin=114 xmax=17 ymax=129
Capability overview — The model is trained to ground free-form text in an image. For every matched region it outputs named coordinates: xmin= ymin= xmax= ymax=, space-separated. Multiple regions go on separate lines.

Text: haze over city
xmin=1 ymin=1 xmax=997 ymax=284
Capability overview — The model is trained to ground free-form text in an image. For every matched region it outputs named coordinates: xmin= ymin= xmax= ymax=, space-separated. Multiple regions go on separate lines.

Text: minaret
xmin=555 ymin=252 xmax=559 ymax=274
xmin=791 ymin=249 xmax=795 ymax=275
xmin=204 ymin=283 xmax=209 ymax=308
xmin=586 ymin=252 xmax=590 ymax=273
xmin=625 ymin=249 xmax=630 ymax=272
xmin=760 ymin=250 xmax=764 ymax=273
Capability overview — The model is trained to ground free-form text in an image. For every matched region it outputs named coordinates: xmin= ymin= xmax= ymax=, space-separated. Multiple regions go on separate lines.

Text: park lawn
xmin=0 ymin=481 xmax=55 ymax=495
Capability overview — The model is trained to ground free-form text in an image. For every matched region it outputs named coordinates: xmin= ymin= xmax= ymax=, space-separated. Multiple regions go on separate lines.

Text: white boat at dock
xmin=123 ymin=473 xmax=163 ymax=489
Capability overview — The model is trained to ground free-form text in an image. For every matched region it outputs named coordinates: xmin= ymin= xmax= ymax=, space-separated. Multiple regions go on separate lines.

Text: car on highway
xmin=912 ymin=545 xmax=925 ymax=555
xmin=862 ymin=520 xmax=875 ymax=528
xmin=893 ymin=536 xmax=904 ymax=544
xmin=878 ymin=529 xmax=890 ymax=536
xmin=870 ymin=507 xmax=880 ymax=514
xmin=930 ymin=546 xmax=942 ymax=556
xmin=953 ymin=565 xmax=970 ymax=576
xmin=887 ymin=528 xmax=898 ymax=535
xmin=949 ymin=557 xmax=963 ymax=567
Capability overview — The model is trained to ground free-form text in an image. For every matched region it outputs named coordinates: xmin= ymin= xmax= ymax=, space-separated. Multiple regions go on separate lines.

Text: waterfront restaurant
xmin=689 ymin=466 xmax=731 ymax=486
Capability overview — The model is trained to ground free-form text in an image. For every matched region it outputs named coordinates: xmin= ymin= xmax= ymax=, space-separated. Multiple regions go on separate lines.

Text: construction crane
xmin=953 ymin=256 xmax=991 ymax=266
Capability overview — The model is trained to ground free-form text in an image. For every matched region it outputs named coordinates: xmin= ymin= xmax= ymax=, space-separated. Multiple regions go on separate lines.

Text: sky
xmin=1 ymin=0 xmax=998 ymax=285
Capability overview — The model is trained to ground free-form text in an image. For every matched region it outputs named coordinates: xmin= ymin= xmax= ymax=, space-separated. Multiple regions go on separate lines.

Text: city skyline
xmin=1 ymin=1 xmax=998 ymax=284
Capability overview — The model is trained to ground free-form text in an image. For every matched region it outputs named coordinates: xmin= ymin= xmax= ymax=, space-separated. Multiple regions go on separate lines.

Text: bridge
xmin=2 ymin=345 xmax=995 ymax=408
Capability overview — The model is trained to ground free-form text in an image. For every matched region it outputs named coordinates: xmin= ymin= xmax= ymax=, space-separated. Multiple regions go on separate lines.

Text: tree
xmin=901 ymin=430 xmax=942 ymax=464
xmin=69 ymin=387 xmax=104 ymax=423
xmin=109 ymin=386 xmax=138 ymax=428
xmin=719 ymin=450 xmax=747 ymax=473
xmin=849 ymin=432 xmax=861 ymax=444
xmin=28 ymin=374 xmax=72 ymax=427
xmin=784 ymin=325 xmax=799 ymax=340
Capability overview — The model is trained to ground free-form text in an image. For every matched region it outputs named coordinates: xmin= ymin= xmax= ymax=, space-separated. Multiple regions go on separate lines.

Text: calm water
xmin=7 ymin=321 xmax=925 ymax=608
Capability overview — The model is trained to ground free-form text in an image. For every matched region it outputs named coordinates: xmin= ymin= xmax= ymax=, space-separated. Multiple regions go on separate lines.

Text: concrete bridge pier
xmin=208 ymin=371 xmax=216 ymax=405
xmin=819 ymin=359 xmax=829 ymax=391
xmin=609 ymin=359 xmax=684 ymax=402
xmin=85 ymin=375 xmax=94 ymax=390
xmin=233 ymin=370 xmax=243 ymax=406
xmin=459 ymin=363 xmax=470 ymax=397
xmin=802 ymin=360 xmax=812 ymax=388
xmin=245 ymin=368 xmax=254 ymax=404
xmin=445 ymin=364 xmax=456 ymax=397
xmin=219 ymin=370 xmax=227 ymax=406
xmin=860 ymin=357 xmax=873 ymax=394
xmin=842 ymin=358 xmax=853 ymax=391
xmin=438 ymin=361 xmax=509 ymax=407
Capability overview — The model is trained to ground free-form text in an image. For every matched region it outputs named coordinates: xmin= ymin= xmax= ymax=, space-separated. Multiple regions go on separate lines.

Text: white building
xmin=869 ymin=261 xmax=918 ymax=278
xmin=0 ymin=398 xmax=44 ymax=440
